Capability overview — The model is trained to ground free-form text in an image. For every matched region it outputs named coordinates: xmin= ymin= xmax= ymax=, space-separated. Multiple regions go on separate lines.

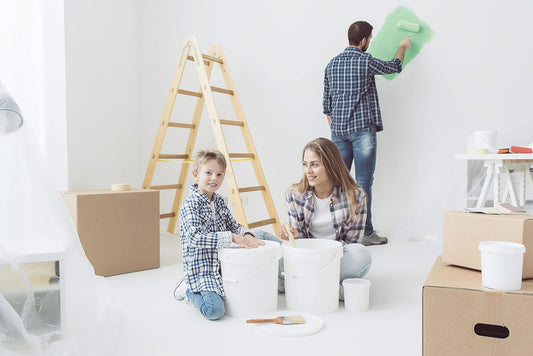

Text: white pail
xmin=479 ymin=241 xmax=526 ymax=290
xmin=219 ymin=240 xmax=281 ymax=317
xmin=342 ymin=278 xmax=371 ymax=312
xmin=282 ymin=239 xmax=343 ymax=314
xmin=473 ymin=130 xmax=497 ymax=152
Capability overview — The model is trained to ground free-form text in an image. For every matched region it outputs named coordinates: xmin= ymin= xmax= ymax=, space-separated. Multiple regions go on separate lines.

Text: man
xmin=322 ymin=21 xmax=411 ymax=246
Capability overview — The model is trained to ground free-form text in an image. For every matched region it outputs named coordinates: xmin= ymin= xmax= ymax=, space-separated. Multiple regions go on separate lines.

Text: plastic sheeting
xmin=0 ymin=96 xmax=120 ymax=355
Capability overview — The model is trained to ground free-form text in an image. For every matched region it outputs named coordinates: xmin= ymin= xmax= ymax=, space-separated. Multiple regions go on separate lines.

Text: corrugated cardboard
xmin=442 ymin=211 xmax=533 ymax=278
xmin=62 ymin=189 xmax=160 ymax=277
xmin=423 ymin=256 xmax=533 ymax=355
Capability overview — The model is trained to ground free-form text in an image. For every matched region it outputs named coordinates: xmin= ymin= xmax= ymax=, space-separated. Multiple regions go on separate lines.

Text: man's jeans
xmin=331 ymin=127 xmax=377 ymax=236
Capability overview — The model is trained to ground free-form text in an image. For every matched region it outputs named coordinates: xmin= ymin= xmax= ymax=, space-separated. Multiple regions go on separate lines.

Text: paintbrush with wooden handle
xmin=246 ymin=315 xmax=306 ymax=325
xmin=284 ymin=223 xmax=296 ymax=247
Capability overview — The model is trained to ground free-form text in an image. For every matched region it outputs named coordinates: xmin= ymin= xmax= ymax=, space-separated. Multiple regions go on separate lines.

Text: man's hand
xmin=232 ymin=233 xmax=265 ymax=248
xmin=399 ymin=38 xmax=411 ymax=50
xmin=394 ymin=38 xmax=411 ymax=63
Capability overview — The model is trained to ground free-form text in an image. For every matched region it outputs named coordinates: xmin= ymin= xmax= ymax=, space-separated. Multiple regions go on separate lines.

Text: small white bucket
xmin=282 ymin=239 xmax=343 ymax=314
xmin=219 ymin=240 xmax=281 ymax=317
xmin=342 ymin=278 xmax=371 ymax=312
xmin=479 ymin=241 xmax=526 ymax=290
xmin=473 ymin=130 xmax=497 ymax=153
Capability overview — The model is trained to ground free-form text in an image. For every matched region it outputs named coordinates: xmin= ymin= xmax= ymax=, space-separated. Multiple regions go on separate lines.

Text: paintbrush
xmin=246 ymin=315 xmax=306 ymax=325
xmin=284 ymin=223 xmax=296 ymax=248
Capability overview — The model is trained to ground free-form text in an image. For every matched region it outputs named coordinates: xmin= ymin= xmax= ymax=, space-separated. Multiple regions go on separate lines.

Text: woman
xmin=280 ymin=137 xmax=372 ymax=294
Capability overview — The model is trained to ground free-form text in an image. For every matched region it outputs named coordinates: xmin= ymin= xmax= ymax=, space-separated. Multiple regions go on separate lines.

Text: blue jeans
xmin=186 ymin=289 xmax=225 ymax=320
xmin=331 ymin=127 xmax=377 ymax=235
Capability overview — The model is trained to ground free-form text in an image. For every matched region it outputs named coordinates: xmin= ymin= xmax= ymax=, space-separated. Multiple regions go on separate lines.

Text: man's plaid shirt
xmin=323 ymin=46 xmax=402 ymax=136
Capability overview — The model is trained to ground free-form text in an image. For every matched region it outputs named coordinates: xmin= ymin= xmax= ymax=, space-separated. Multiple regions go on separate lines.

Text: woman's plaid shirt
xmin=285 ymin=185 xmax=367 ymax=244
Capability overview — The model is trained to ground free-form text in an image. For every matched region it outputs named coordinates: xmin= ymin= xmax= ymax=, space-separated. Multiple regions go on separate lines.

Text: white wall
xmin=64 ymin=0 xmax=142 ymax=190
xmin=64 ymin=0 xmax=533 ymax=240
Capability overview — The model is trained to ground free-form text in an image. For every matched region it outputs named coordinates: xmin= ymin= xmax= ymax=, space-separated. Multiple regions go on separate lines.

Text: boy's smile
xmin=193 ymin=158 xmax=225 ymax=200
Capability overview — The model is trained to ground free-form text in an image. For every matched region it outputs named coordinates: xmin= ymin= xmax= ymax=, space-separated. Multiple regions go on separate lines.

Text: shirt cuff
xmin=218 ymin=231 xmax=233 ymax=248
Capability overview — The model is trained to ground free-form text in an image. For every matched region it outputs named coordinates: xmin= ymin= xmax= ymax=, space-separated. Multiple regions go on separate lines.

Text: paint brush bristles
xmin=246 ymin=315 xmax=306 ymax=325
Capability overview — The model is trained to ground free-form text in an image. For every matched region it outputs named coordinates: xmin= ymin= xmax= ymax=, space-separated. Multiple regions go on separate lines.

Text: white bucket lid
xmin=478 ymin=241 xmax=526 ymax=254
xmin=219 ymin=240 xmax=281 ymax=263
xmin=342 ymin=278 xmax=371 ymax=288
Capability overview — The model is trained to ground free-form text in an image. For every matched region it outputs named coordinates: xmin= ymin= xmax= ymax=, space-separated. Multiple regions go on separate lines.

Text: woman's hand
xmin=232 ymin=233 xmax=265 ymax=248
xmin=278 ymin=225 xmax=299 ymax=240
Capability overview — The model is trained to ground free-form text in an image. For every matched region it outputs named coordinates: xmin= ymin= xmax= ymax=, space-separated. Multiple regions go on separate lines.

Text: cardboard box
xmin=442 ymin=211 xmax=533 ymax=278
xmin=62 ymin=189 xmax=160 ymax=276
xmin=423 ymin=256 xmax=533 ymax=355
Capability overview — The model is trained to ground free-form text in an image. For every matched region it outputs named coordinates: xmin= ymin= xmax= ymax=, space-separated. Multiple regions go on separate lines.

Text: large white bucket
xmin=479 ymin=241 xmax=526 ymax=290
xmin=218 ymin=240 xmax=281 ymax=317
xmin=282 ymin=239 xmax=343 ymax=314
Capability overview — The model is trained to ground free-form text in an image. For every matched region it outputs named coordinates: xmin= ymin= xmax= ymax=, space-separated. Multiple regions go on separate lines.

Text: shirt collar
xmin=190 ymin=183 xmax=219 ymax=204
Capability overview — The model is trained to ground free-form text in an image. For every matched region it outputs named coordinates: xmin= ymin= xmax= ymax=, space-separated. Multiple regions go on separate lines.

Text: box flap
xmin=425 ymin=256 xmax=533 ymax=295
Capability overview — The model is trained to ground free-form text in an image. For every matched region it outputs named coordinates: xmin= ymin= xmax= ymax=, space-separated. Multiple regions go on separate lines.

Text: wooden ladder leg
xmin=167 ymin=43 xmax=218 ymax=234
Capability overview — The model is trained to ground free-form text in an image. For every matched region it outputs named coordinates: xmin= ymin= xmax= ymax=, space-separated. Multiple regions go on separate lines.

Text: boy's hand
xmin=279 ymin=225 xmax=299 ymax=240
xmin=232 ymin=233 xmax=265 ymax=248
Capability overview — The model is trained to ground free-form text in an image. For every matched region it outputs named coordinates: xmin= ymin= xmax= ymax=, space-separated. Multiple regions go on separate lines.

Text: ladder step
xmin=160 ymin=212 xmax=176 ymax=219
xmin=150 ymin=184 xmax=182 ymax=190
xmin=211 ymin=86 xmax=234 ymax=95
xmin=229 ymin=153 xmax=254 ymax=159
xmin=239 ymin=186 xmax=265 ymax=193
xmin=177 ymin=89 xmax=202 ymax=97
xmin=248 ymin=218 xmax=277 ymax=229
xmin=159 ymin=154 xmax=188 ymax=159
xmin=168 ymin=122 xmax=196 ymax=129
xmin=220 ymin=119 xmax=244 ymax=127
xmin=186 ymin=54 xmax=223 ymax=64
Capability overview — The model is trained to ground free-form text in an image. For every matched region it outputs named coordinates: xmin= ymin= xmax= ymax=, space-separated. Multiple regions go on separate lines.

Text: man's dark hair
xmin=348 ymin=21 xmax=373 ymax=46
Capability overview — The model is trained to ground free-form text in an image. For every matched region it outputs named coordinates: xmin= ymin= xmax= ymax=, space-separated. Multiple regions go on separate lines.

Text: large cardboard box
xmin=62 ymin=189 xmax=160 ymax=277
xmin=442 ymin=211 xmax=533 ymax=278
xmin=423 ymin=256 xmax=533 ymax=355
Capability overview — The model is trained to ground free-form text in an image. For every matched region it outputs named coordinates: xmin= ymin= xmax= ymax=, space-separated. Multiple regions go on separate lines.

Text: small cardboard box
xmin=442 ymin=211 xmax=533 ymax=278
xmin=423 ymin=256 xmax=533 ymax=355
xmin=62 ymin=189 xmax=160 ymax=277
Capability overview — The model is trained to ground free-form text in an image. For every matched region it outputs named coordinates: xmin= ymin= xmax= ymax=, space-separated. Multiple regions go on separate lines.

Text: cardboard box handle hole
xmin=474 ymin=323 xmax=509 ymax=339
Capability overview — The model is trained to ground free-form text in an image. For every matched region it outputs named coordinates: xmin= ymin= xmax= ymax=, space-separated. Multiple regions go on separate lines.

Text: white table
xmin=455 ymin=154 xmax=533 ymax=208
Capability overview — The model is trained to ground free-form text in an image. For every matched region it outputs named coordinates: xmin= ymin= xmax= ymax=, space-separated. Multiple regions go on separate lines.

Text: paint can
xmin=479 ymin=241 xmax=526 ymax=290
xmin=219 ymin=240 xmax=281 ymax=317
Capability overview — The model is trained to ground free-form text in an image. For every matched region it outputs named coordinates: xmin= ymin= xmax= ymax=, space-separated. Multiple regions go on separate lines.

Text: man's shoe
xmin=361 ymin=231 xmax=388 ymax=246
xmin=173 ymin=275 xmax=187 ymax=301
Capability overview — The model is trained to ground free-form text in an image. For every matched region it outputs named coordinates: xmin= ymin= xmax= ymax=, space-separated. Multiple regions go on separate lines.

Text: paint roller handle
xmin=284 ymin=224 xmax=297 ymax=248
xmin=394 ymin=38 xmax=411 ymax=63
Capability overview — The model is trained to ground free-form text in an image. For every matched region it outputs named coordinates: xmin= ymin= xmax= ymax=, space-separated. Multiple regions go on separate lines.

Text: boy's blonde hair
xmin=192 ymin=149 xmax=227 ymax=173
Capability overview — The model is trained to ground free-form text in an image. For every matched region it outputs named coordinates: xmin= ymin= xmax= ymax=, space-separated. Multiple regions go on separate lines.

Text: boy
xmin=174 ymin=149 xmax=264 ymax=320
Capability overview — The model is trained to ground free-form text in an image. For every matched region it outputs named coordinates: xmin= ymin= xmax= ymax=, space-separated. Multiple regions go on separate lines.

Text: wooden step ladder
xmin=142 ymin=35 xmax=281 ymax=235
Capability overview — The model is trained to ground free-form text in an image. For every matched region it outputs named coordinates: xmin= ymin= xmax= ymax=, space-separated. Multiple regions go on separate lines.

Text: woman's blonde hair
xmin=290 ymin=137 xmax=362 ymax=223
xmin=192 ymin=149 xmax=227 ymax=174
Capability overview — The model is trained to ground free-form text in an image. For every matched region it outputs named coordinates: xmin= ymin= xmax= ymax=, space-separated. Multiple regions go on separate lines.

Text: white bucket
xmin=282 ymin=239 xmax=343 ymax=314
xmin=342 ymin=278 xmax=371 ymax=312
xmin=473 ymin=130 xmax=497 ymax=153
xmin=479 ymin=241 xmax=526 ymax=290
xmin=219 ymin=240 xmax=281 ymax=317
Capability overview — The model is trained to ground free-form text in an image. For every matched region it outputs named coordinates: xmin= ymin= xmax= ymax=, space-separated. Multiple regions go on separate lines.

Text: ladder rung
xmin=229 ymin=153 xmax=254 ymax=159
xmin=160 ymin=213 xmax=176 ymax=219
xmin=159 ymin=154 xmax=188 ymax=159
xmin=177 ymin=89 xmax=202 ymax=97
xmin=186 ymin=54 xmax=223 ymax=64
xmin=239 ymin=186 xmax=265 ymax=193
xmin=220 ymin=119 xmax=244 ymax=127
xmin=248 ymin=218 xmax=277 ymax=229
xmin=211 ymin=86 xmax=234 ymax=95
xmin=168 ymin=122 xmax=196 ymax=129
xmin=150 ymin=184 xmax=181 ymax=190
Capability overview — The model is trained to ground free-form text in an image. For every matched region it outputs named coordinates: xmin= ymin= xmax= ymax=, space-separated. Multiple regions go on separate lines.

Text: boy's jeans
xmin=186 ymin=289 xmax=225 ymax=320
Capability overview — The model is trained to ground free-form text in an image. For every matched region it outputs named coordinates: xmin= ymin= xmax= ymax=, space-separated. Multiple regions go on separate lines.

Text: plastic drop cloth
xmin=0 ymin=90 xmax=121 ymax=355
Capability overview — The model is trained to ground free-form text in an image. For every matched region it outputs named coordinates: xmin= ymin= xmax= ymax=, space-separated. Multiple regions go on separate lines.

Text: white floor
xmin=105 ymin=235 xmax=442 ymax=356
